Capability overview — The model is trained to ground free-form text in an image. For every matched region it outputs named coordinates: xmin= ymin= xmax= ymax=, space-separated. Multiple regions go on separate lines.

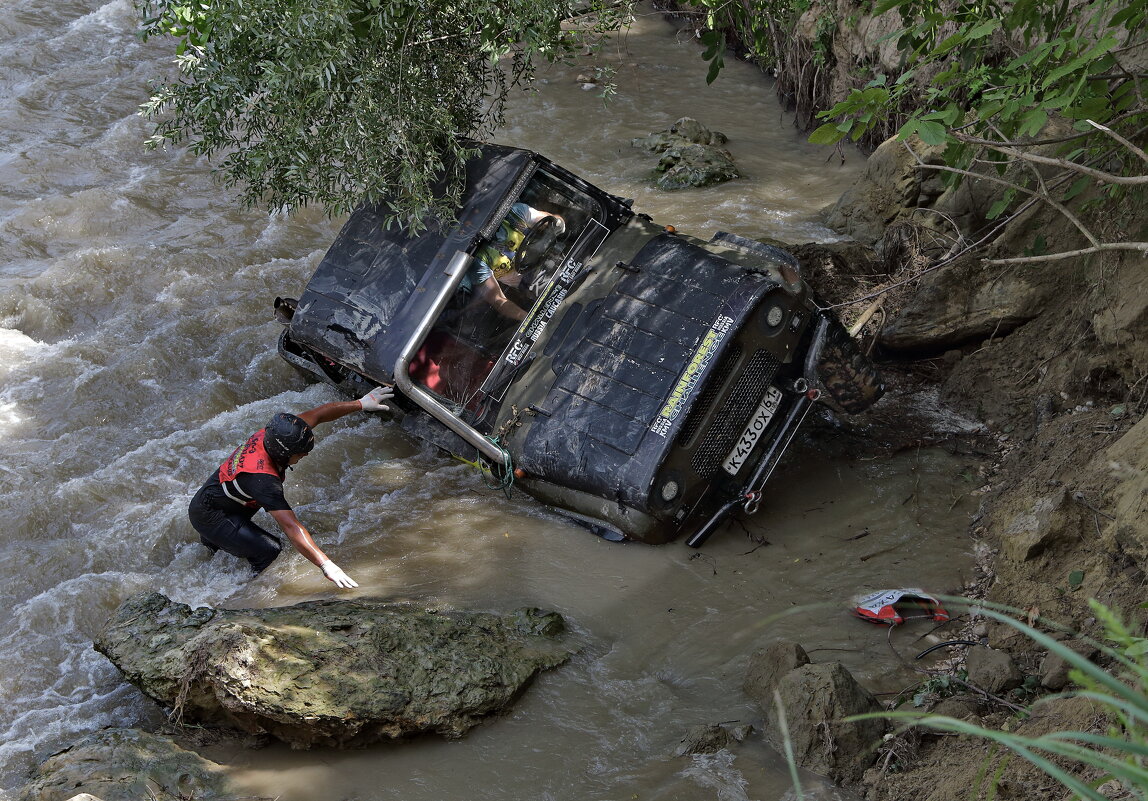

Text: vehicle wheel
xmin=817 ymin=322 xmax=885 ymax=414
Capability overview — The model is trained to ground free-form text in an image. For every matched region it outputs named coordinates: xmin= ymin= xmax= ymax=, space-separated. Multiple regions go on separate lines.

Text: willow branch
xmin=902 ymin=140 xmax=1102 ymax=248
xmin=984 ymin=241 xmax=1148 ymax=266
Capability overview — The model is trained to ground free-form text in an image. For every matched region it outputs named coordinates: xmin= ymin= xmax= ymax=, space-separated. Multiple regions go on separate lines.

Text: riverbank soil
xmin=822 ymin=212 xmax=1148 ymax=800
xmin=737 ymin=0 xmax=1148 ymax=791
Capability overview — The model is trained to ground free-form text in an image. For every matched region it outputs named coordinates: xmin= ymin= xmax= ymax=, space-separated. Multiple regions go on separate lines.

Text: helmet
xmin=264 ymin=412 xmax=315 ymax=464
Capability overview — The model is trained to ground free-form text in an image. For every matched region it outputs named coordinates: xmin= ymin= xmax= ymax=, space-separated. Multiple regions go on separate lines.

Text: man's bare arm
xmin=296 ymin=399 xmax=365 ymax=428
xmin=477 ymin=276 xmax=526 ymax=321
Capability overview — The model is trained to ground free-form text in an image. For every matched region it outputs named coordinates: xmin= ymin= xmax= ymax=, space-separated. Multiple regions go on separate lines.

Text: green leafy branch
xmin=135 ymin=0 xmax=634 ymax=225
xmin=808 ymin=0 xmax=1148 ymax=265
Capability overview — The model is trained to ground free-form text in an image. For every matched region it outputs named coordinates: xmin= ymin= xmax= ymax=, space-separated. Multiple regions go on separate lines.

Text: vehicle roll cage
xmin=392 ymin=250 xmax=512 ymax=466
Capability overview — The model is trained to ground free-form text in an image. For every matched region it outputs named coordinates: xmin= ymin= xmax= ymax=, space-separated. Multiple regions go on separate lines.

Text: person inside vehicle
xmin=187 ymin=386 xmax=393 ymax=588
xmin=460 ymin=202 xmax=565 ymax=320
xmin=409 ymin=203 xmax=565 ymax=403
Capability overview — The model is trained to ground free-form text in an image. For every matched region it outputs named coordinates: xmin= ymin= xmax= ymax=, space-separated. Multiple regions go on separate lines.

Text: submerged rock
xmin=757 ymin=653 xmax=886 ymax=786
xmin=673 ymin=723 xmax=733 ymax=756
xmin=631 ymin=117 xmax=739 ymax=189
xmin=653 ymin=143 xmax=739 ymax=190
xmin=16 ymin=728 xmax=236 ymax=801
xmin=94 ymin=592 xmax=572 ymax=749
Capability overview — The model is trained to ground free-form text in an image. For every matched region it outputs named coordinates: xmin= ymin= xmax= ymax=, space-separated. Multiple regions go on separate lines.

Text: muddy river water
xmin=0 ymin=3 xmax=981 ymax=799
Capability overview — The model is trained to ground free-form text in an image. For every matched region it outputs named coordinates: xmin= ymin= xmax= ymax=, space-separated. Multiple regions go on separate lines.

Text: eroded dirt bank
xmin=717 ymin=0 xmax=1148 ymax=793
xmin=799 ymin=141 xmax=1148 ymax=798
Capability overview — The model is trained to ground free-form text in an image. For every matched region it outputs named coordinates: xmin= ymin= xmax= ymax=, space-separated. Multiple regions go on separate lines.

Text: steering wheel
xmin=513 ymin=215 xmax=560 ymax=274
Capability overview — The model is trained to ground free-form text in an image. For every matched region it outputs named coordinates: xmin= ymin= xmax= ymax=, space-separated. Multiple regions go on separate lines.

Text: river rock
xmin=878 ymin=253 xmax=1054 ymax=354
xmin=94 ymin=592 xmax=572 ymax=748
xmin=674 ymin=723 xmax=733 ymax=756
xmin=631 ymin=117 xmax=739 ymax=189
xmin=767 ymin=661 xmax=886 ymax=786
xmin=630 ymin=116 xmax=729 ymax=152
xmin=653 ymin=143 xmax=739 ymax=190
xmin=743 ymin=640 xmax=811 ymax=708
xmin=965 ymin=646 xmax=1023 ymax=695
xmin=15 ymin=728 xmax=237 ymax=801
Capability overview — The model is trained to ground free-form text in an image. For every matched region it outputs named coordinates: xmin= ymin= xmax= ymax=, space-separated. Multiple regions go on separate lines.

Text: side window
xmin=408 ymin=171 xmax=605 ymax=413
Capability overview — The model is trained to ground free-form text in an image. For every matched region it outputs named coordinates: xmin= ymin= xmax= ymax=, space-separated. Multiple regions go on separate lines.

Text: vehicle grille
xmin=676 ymin=344 xmax=742 ymax=447
xmin=688 ymin=349 xmax=781 ymax=479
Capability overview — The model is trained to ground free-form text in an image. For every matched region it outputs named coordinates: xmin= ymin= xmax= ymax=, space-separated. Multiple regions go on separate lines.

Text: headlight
xmin=660 ymin=479 xmax=680 ymax=502
xmin=765 ymin=304 xmax=785 ymax=328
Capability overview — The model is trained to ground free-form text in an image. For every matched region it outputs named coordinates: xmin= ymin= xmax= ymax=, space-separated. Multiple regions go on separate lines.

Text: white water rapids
xmin=0 ymin=3 xmax=979 ymax=799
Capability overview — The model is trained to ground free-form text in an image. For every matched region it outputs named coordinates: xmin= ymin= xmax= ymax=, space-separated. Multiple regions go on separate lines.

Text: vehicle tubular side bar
xmin=684 ymin=315 xmax=830 ymax=548
xmin=393 ymin=250 xmax=511 ymax=466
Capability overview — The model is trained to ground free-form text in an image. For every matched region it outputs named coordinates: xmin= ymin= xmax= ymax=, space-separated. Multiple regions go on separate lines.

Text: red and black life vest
xmin=217 ymin=429 xmax=283 ymax=509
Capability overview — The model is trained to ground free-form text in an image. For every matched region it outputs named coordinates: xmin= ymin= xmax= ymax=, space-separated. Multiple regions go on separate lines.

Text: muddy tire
xmin=817 ymin=322 xmax=885 ymax=414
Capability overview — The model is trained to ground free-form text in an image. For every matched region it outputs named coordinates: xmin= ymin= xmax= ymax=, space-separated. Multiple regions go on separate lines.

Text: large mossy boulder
xmin=16 ymin=728 xmax=237 ymax=801
xmin=631 ymin=116 xmax=739 ymax=189
xmin=94 ymin=593 xmax=572 ymax=749
xmin=879 ymin=252 xmax=1056 ymax=354
xmin=823 ymin=134 xmax=948 ymax=245
xmin=653 ymin=143 xmax=739 ymax=190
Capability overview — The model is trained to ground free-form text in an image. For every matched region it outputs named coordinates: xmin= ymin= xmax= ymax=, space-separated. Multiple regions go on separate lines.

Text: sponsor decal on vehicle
xmin=651 ymin=314 xmax=734 ymax=437
xmin=721 ymin=385 xmax=782 ymax=474
xmin=500 ymin=219 xmax=612 ymax=370
xmin=504 ymin=257 xmax=582 ymax=367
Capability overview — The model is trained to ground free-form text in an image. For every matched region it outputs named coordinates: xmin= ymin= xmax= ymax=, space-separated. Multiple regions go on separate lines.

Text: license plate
xmin=722 ymin=386 xmax=783 ymax=475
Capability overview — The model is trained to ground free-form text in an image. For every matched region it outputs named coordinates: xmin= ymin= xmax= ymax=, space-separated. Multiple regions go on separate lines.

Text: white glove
xmin=319 ymin=559 xmax=358 ymax=589
xmin=359 ymin=385 xmax=394 ymax=412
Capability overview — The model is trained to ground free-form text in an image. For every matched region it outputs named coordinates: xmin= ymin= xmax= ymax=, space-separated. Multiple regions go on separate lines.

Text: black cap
xmin=264 ymin=412 xmax=315 ymax=464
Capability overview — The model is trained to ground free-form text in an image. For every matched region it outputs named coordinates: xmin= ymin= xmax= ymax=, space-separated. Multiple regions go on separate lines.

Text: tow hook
xmin=743 ymin=491 xmax=762 ymax=515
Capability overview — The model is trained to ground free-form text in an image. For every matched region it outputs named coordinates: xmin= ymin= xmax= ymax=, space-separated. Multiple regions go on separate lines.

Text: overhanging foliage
xmin=809 ymin=0 xmax=1147 ymax=253
xmin=136 ymin=0 xmax=632 ymax=225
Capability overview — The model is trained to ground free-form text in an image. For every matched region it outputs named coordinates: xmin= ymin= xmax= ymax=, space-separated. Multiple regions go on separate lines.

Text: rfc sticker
xmin=504 ymin=258 xmax=580 ymax=367
xmin=651 ymin=314 xmax=734 ymax=437
xmin=721 ymin=386 xmax=782 ymax=474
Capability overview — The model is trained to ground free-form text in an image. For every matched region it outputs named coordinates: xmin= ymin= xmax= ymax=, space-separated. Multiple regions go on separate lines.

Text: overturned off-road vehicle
xmin=275 ymin=145 xmax=882 ymax=546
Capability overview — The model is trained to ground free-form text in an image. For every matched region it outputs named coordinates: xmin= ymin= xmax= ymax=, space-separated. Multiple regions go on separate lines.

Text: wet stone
xmin=94 ymin=592 xmax=573 ymax=749
xmin=16 ymin=728 xmax=236 ymax=801
xmin=743 ymin=640 xmax=811 ymax=709
xmin=965 ymin=646 xmax=1024 ymax=695
xmin=674 ymin=723 xmax=733 ymax=756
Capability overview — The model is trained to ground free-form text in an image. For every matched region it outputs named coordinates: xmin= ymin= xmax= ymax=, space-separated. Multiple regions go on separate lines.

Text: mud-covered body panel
xmin=513 ymin=234 xmax=785 ymax=510
xmin=276 ymin=144 xmax=883 ymax=544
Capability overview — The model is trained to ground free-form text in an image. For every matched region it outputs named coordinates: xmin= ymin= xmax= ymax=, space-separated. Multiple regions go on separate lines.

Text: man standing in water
xmin=188 ymin=386 xmax=394 ymax=587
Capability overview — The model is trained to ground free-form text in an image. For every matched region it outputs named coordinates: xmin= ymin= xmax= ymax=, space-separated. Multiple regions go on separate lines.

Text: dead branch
xmin=901 ymin=140 xmax=1104 ymax=249
xmin=1086 ymin=119 xmax=1148 ymax=166
xmin=950 ymin=132 xmax=1148 ymax=186
xmin=984 ymin=241 xmax=1148 ymax=266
